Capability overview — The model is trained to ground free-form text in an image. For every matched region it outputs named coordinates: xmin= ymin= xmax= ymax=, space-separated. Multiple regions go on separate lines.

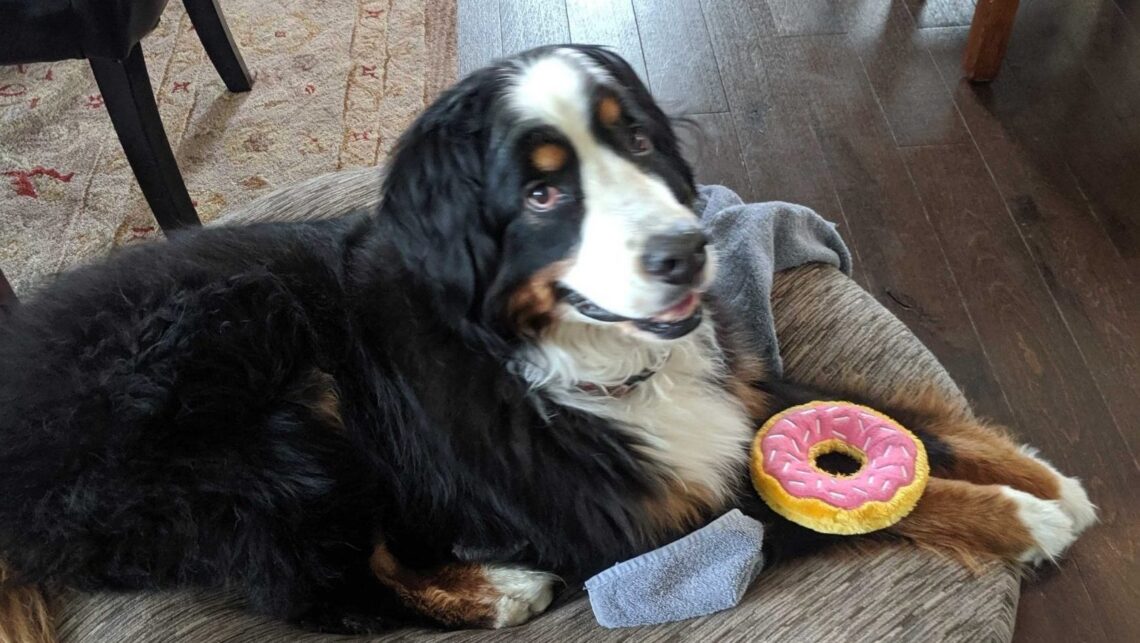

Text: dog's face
xmin=381 ymin=46 xmax=708 ymax=343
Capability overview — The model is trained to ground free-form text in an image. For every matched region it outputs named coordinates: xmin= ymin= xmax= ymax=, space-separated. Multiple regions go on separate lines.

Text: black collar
xmin=575 ymin=366 xmax=659 ymax=398
xmin=573 ymin=350 xmax=672 ymax=399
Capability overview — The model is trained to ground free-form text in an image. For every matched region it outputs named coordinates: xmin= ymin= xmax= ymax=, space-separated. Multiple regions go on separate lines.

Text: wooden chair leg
xmin=90 ymin=45 xmax=201 ymax=234
xmin=0 ymin=267 xmax=16 ymax=315
xmin=962 ymin=0 xmax=1021 ymax=82
xmin=183 ymin=0 xmax=254 ymax=92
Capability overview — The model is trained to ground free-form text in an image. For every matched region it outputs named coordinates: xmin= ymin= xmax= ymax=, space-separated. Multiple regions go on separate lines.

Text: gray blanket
xmin=699 ymin=185 xmax=852 ymax=377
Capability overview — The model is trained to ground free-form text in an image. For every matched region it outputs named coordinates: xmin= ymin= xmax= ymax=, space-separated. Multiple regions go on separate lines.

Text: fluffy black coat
xmin=0 ymin=46 xmax=739 ymax=631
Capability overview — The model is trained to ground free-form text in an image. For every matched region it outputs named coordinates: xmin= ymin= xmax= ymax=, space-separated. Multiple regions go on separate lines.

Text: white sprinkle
xmin=881 ymin=480 xmax=890 ymax=492
xmin=883 ymin=445 xmax=893 ymax=458
xmin=828 ymin=491 xmax=847 ymax=501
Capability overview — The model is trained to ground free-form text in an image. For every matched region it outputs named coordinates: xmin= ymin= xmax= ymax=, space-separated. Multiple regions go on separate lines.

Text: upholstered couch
xmin=52 ymin=167 xmax=1020 ymax=642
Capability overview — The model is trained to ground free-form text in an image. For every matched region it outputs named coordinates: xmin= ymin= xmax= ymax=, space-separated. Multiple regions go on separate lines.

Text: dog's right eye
xmin=525 ymin=183 xmax=562 ymax=211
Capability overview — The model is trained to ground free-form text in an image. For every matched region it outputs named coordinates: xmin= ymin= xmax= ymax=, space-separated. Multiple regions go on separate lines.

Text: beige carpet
xmin=0 ymin=0 xmax=457 ymax=294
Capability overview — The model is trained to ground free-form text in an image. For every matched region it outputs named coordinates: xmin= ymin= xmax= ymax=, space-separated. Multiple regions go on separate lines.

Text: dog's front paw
xmin=1019 ymin=445 xmax=1099 ymax=535
xmin=1002 ymin=486 xmax=1077 ymax=564
xmin=484 ymin=566 xmax=558 ymax=628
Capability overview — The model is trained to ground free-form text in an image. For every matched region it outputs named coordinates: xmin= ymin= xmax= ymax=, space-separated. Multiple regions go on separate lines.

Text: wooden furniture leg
xmin=90 ymin=44 xmax=201 ymax=233
xmin=962 ymin=0 xmax=1021 ymax=82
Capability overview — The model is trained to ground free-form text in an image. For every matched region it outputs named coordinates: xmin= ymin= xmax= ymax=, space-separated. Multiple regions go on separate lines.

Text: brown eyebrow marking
xmin=597 ymin=96 xmax=622 ymax=126
xmin=531 ymin=143 xmax=569 ymax=172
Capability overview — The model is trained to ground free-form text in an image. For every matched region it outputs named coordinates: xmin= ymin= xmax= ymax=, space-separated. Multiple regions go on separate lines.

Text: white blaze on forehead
xmin=509 ymin=52 xmax=701 ymax=319
xmin=509 ymin=53 xmax=599 ymax=146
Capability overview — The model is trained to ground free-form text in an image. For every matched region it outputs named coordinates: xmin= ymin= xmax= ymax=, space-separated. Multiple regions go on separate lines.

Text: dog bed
xmin=51 ymin=167 xmax=1020 ymax=643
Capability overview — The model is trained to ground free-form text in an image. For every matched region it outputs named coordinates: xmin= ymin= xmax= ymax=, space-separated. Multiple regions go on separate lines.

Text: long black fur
xmin=0 ymin=46 xmax=726 ymax=633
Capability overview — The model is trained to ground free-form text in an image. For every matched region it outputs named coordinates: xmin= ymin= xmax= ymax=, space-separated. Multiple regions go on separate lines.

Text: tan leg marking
xmin=369 ymin=546 xmax=555 ymax=629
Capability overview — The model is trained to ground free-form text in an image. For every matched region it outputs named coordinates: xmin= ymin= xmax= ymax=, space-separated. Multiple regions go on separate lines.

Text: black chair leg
xmin=183 ymin=0 xmax=253 ymax=92
xmin=90 ymin=45 xmax=201 ymax=233
xmin=0 ymin=267 xmax=16 ymax=315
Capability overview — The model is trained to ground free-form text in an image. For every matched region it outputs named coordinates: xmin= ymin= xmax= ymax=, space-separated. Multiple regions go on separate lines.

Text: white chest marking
xmin=518 ymin=321 xmax=753 ymax=501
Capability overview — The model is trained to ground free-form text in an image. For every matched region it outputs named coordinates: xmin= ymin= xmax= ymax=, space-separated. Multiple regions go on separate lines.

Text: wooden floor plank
xmin=499 ymin=0 xmax=570 ymax=56
xmin=849 ymin=0 xmax=972 ymax=146
xmin=700 ymin=0 xmax=847 ymax=221
xmin=631 ymin=0 xmax=728 ymax=113
xmin=1114 ymin=0 xmax=1140 ymax=32
xmin=780 ymin=32 xmax=1013 ymax=422
xmin=902 ymin=141 xmax=1138 ymax=643
xmin=458 ymin=0 xmax=503 ymax=77
xmin=903 ymin=0 xmax=979 ymax=28
xmin=566 ymin=0 xmax=649 ymax=83
xmin=1034 ymin=0 xmax=1140 ymax=121
xmin=765 ymin=0 xmax=856 ymax=34
xmin=999 ymin=0 xmax=1140 ymax=263
xmin=677 ymin=112 xmax=754 ymax=200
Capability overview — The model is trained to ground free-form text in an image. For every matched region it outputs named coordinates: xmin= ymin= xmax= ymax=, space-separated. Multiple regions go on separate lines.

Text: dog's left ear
xmin=377 ymin=70 xmax=501 ymax=323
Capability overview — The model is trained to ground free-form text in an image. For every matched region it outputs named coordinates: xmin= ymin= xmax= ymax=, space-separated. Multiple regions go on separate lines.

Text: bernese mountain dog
xmin=0 ymin=46 xmax=1096 ymax=636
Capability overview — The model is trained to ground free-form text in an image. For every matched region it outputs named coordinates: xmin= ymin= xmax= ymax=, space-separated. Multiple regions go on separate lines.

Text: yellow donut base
xmin=750 ymin=402 xmax=930 ymax=535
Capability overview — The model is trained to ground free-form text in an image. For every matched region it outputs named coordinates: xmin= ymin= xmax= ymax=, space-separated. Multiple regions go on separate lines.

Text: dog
xmin=0 ymin=46 xmax=1096 ymax=638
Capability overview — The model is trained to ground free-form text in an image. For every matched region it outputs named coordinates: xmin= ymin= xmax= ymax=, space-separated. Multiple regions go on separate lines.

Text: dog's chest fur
xmin=517 ymin=320 xmax=753 ymax=501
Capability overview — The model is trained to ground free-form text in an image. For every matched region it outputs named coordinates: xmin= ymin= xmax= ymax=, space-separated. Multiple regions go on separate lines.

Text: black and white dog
xmin=0 ymin=46 xmax=1094 ymax=636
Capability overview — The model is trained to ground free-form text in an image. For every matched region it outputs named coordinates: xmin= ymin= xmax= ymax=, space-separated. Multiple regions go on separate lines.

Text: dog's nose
xmin=640 ymin=224 xmax=708 ymax=286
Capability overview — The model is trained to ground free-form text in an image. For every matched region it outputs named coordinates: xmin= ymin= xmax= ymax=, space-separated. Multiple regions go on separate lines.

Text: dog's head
xmin=380 ymin=46 xmax=708 ymax=346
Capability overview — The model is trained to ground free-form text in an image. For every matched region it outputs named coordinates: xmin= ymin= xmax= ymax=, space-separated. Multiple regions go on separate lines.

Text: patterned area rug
xmin=0 ymin=0 xmax=456 ymax=294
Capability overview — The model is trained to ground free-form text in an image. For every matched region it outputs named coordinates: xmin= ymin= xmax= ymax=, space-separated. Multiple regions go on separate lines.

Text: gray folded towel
xmin=585 ymin=510 xmax=765 ymax=628
xmin=698 ymin=185 xmax=852 ymax=377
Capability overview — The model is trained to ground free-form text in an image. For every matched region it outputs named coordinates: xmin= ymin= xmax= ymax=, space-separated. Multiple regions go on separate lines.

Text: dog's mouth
xmin=555 ymin=286 xmax=703 ymax=339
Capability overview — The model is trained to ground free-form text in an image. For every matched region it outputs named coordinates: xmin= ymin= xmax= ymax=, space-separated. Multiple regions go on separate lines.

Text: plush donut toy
xmin=750 ymin=402 xmax=929 ymax=535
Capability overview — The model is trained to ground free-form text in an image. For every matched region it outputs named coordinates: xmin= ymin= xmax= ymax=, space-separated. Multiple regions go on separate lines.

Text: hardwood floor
xmin=458 ymin=1 xmax=1140 ymax=641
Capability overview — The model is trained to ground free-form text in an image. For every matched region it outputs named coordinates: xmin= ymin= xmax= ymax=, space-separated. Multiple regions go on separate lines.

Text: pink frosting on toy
xmin=760 ymin=405 xmax=918 ymax=509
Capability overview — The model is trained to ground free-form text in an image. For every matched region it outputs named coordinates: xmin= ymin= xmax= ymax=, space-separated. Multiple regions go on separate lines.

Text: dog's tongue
xmin=651 ymin=292 xmax=700 ymax=322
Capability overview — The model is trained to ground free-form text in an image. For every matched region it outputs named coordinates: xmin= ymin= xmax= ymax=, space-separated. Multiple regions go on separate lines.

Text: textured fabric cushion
xmin=53 ymin=169 xmax=1020 ymax=642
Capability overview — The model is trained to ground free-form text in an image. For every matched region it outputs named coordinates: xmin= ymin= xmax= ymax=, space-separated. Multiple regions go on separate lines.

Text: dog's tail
xmin=0 ymin=560 xmax=54 ymax=643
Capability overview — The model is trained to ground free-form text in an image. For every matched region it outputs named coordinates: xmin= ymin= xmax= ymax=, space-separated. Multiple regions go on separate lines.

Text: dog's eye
xmin=628 ymin=127 xmax=653 ymax=155
xmin=525 ymin=183 xmax=562 ymax=211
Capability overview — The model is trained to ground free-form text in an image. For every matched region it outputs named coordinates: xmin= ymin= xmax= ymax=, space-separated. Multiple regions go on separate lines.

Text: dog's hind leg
xmin=299 ymin=545 xmax=557 ymax=633
xmin=888 ymin=477 xmax=1077 ymax=566
xmin=903 ymin=414 xmax=1097 ymax=536
xmin=759 ymin=379 xmax=1097 ymax=537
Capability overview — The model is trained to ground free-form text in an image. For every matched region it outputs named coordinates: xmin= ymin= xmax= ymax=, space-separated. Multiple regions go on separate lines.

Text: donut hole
xmin=814 ymin=451 xmax=863 ymax=476
xmin=808 ymin=439 xmax=867 ymax=478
